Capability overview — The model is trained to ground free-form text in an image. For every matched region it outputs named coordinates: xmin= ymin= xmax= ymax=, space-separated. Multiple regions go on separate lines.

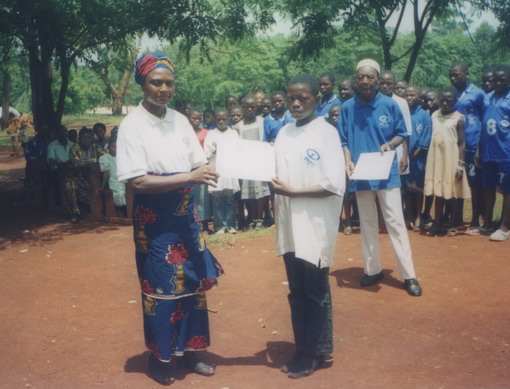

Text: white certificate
xmin=216 ymin=139 xmax=275 ymax=181
xmin=351 ymin=151 xmax=396 ymax=180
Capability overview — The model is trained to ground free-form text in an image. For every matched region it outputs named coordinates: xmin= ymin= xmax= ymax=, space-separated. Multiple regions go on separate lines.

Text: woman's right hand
xmin=189 ymin=164 xmax=219 ymax=187
xmin=346 ymin=160 xmax=355 ymax=177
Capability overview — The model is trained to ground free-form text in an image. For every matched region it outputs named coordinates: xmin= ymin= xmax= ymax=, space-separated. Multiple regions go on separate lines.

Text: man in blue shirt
xmin=316 ymin=72 xmax=342 ymax=117
xmin=449 ymin=62 xmax=485 ymax=234
xmin=340 ymin=59 xmax=421 ymax=296
xmin=479 ymin=64 xmax=510 ymax=241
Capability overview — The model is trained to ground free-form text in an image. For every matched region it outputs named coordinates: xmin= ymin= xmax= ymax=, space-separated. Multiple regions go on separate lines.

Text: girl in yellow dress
xmin=424 ymin=87 xmax=470 ymax=236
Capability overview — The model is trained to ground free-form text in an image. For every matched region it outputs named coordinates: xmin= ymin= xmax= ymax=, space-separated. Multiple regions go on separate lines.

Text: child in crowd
xmin=404 ymin=86 xmax=432 ymax=230
xmin=316 ymin=72 xmax=342 ymax=117
xmin=99 ymin=136 xmax=126 ymax=216
xmin=204 ymin=109 xmax=241 ymax=234
xmin=338 ymin=78 xmax=357 ymax=103
xmin=254 ymin=91 xmax=267 ymax=116
xmin=481 ymin=67 xmax=495 ymax=94
xmin=68 ymin=129 xmax=78 ymax=143
xmin=229 ymin=105 xmax=243 ymax=126
xmin=188 ymin=108 xmax=214 ymax=233
xmin=263 ymin=91 xmax=293 ymax=144
xmin=203 ymin=109 xmax=216 ymax=130
xmin=225 ymin=96 xmax=239 ymax=111
xmin=234 ymin=94 xmax=270 ymax=230
xmin=394 ymin=80 xmax=408 ymax=98
xmin=272 ymin=74 xmax=345 ymax=378
xmin=261 ymin=96 xmax=272 ymax=117
xmin=327 ymin=104 xmax=353 ymax=235
xmin=424 ymin=90 xmax=440 ymax=114
xmin=93 ymin=122 xmax=109 ymax=152
xmin=424 ymin=87 xmax=470 ymax=236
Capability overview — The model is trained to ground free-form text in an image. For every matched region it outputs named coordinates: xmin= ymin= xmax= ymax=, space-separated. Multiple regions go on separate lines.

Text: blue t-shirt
xmin=316 ymin=94 xmax=342 ymax=117
xmin=455 ymin=82 xmax=485 ymax=153
xmin=481 ymin=89 xmax=510 ymax=163
xmin=340 ymin=92 xmax=406 ymax=191
xmin=409 ymin=105 xmax=432 ymax=172
xmin=263 ymin=110 xmax=294 ymax=142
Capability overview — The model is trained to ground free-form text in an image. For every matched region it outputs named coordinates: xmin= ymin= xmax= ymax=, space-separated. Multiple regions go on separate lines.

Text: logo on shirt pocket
xmin=304 ymin=148 xmax=320 ymax=167
xmin=416 ymin=123 xmax=423 ymax=134
xmin=379 ymin=115 xmax=390 ymax=128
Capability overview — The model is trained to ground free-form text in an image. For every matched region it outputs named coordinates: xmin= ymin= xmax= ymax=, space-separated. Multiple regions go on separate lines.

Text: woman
xmin=117 ymin=52 xmax=222 ymax=385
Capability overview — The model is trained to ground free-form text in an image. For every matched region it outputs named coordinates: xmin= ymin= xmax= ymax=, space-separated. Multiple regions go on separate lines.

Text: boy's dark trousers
xmin=283 ymin=252 xmax=333 ymax=356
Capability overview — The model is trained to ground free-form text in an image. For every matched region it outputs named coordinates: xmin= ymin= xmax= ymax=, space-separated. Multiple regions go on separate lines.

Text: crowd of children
xmin=177 ymin=61 xmax=510 ymax=242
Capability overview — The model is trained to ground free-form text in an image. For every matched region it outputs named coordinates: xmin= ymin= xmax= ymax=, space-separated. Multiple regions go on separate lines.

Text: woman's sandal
xmin=181 ymin=352 xmax=215 ymax=376
xmin=425 ymin=226 xmax=439 ymax=237
xmin=148 ymin=354 xmax=175 ymax=386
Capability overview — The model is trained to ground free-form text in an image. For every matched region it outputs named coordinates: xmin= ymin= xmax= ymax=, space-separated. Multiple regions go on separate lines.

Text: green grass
xmin=205 ymin=226 xmax=275 ymax=249
xmin=62 ymin=114 xmax=125 ymax=128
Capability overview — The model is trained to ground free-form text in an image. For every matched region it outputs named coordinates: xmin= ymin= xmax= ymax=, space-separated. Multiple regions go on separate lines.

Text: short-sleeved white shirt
xmin=116 ymin=103 xmax=207 ymax=182
xmin=392 ymin=94 xmax=413 ymax=174
xmin=274 ymin=117 xmax=346 ymax=268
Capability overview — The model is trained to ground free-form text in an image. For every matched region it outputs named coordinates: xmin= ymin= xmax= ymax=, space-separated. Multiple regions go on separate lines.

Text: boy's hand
xmin=399 ymin=155 xmax=408 ymax=173
xmin=455 ymin=168 xmax=463 ymax=181
xmin=271 ymin=177 xmax=294 ymax=197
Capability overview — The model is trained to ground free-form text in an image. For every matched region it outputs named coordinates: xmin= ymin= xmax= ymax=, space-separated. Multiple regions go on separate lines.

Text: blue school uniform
xmin=340 ymin=92 xmax=406 ymax=192
xmin=316 ymin=94 xmax=342 ymax=117
xmin=480 ymin=89 xmax=510 ymax=192
xmin=263 ymin=110 xmax=294 ymax=142
xmin=455 ymin=82 xmax=485 ymax=153
xmin=408 ymin=105 xmax=432 ymax=187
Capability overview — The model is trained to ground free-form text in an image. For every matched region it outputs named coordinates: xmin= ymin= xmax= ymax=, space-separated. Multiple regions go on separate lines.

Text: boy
xmin=404 ymin=86 xmax=432 ymax=229
xmin=93 ymin=122 xmax=108 ymax=152
xmin=272 ymin=74 xmax=345 ymax=378
xmin=202 ymin=109 xmax=216 ymax=130
xmin=449 ymin=61 xmax=485 ymax=234
xmin=480 ymin=64 xmax=510 ymax=241
xmin=229 ymin=105 xmax=243 ymax=126
xmin=394 ymin=80 xmax=408 ymax=98
xmin=316 ymin=72 xmax=342 ymax=117
xmin=338 ymin=79 xmax=357 ymax=103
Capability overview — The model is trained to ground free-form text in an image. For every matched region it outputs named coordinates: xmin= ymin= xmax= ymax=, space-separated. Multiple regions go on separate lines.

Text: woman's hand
xmin=190 ymin=165 xmax=219 ymax=187
xmin=271 ymin=177 xmax=294 ymax=197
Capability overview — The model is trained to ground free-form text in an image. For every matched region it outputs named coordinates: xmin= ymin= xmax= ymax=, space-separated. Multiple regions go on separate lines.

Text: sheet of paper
xmin=216 ymin=139 xmax=275 ymax=182
xmin=351 ymin=151 xmax=396 ymax=180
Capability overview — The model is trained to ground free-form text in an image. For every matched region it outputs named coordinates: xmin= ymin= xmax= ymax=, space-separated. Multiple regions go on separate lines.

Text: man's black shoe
xmin=404 ymin=278 xmax=422 ymax=296
xmin=360 ymin=271 xmax=384 ymax=287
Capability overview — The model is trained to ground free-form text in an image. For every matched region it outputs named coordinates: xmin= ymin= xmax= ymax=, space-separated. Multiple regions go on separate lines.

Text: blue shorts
xmin=465 ymin=151 xmax=482 ymax=186
xmin=408 ymin=160 xmax=425 ymax=190
xmin=482 ymin=161 xmax=510 ymax=192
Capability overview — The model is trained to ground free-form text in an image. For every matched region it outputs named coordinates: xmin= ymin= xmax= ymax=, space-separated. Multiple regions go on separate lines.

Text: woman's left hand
xmin=190 ymin=165 xmax=219 ymax=187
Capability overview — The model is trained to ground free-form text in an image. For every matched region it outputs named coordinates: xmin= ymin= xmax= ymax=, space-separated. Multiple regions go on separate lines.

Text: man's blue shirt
xmin=340 ymin=92 xmax=406 ymax=191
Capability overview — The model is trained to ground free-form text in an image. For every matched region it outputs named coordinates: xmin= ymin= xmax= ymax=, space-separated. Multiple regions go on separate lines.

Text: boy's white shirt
xmin=274 ymin=117 xmax=345 ymax=268
xmin=204 ymin=127 xmax=241 ymax=193
xmin=392 ymin=93 xmax=413 ymax=175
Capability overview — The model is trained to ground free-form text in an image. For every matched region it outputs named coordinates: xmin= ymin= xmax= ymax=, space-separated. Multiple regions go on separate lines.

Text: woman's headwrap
xmin=135 ymin=52 xmax=176 ymax=85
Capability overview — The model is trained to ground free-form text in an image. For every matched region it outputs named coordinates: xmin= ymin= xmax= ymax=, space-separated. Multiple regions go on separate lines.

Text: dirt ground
xmin=0 ymin=147 xmax=509 ymax=389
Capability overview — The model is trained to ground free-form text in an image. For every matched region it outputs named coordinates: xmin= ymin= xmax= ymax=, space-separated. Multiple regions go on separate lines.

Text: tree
xmin=87 ymin=41 xmax=140 ymax=115
xmin=0 ymin=0 xmax=277 ymax=134
xmin=279 ymin=0 xmax=457 ymax=81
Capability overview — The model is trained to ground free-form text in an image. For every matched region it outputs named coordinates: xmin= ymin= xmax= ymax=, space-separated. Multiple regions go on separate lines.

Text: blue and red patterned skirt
xmin=132 ymin=183 xmax=223 ymax=361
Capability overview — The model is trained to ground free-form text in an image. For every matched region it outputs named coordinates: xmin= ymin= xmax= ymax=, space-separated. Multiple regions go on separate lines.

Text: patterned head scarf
xmin=135 ymin=52 xmax=176 ymax=85
xmin=356 ymin=59 xmax=381 ymax=75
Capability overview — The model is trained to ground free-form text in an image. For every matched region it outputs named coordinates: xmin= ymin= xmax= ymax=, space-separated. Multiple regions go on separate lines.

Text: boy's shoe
xmin=489 ymin=229 xmax=510 ymax=241
xmin=254 ymin=219 xmax=264 ymax=230
xmin=479 ymin=226 xmax=495 ymax=236
xmin=227 ymin=228 xmax=237 ymax=234
xmin=215 ymin=229 xmax=225 ymax=234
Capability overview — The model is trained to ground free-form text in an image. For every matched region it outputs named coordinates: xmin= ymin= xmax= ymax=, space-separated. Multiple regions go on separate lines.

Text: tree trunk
xmin=55 ymin=59 xmax=73 ymax=129
xmin=112 ymin=93 xmax=123 ymax=115
xmin=1 ymin=70 xmax=10 ymax=129
xmin=27 ymin=44 xmax=56 ymax=134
